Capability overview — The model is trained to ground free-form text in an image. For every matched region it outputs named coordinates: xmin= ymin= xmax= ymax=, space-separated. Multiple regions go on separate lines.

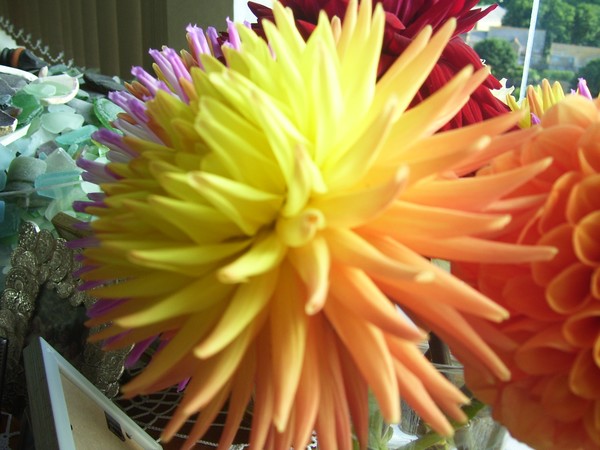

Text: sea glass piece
xmin=75 ymin=89 xmax=90 ymax=101
xmin=26 ymin=127 xmax=58 ymax=157
xmin=1 ymin=141 xmax=21 ymax=171
xmin=94 ymin=97 xmax=125 ymax=129
xmin=54 ymin=124 xmax=98 ymax=147
xmin=67 ymin=97 xmax=97 ymax=125
xmin=0 ymin=72 xmax=29 ymax=95
xmin=24 ymin=82 xmax=57 ymax=98
xmin=27 ymin=74 xmax=80 ymax=105
xmin=34 ymin=170 xmax=81 ymax=199
xmin=11 ymin=91 xmax=43 ymax=126
xmin=41 ymin=111 xmax=85 ymax=134
xmin=44 ymin=147 xmax=79 ymax=173
xmin=0 ymin=203 xmax=19 ymax=238
xmin=35 ymin=140 xmax=60 ymax=158
xmin=47 ymin=104 xmax=76 ymax=114
xmin=43 ymin=183 xmax=86 ymax=220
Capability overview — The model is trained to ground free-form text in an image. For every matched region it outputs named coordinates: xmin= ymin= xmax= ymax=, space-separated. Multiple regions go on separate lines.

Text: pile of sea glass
xmin=0 ymin=64 xmax=124 ymax=260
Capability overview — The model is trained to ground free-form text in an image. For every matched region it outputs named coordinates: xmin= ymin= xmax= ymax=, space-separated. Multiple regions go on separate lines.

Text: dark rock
xmin=83 ymin=71 xmax=125 ymax=95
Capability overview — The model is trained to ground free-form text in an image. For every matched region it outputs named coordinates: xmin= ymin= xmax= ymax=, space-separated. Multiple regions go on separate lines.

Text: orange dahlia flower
xmin=454 ymin=93 xmax=600 ymax=449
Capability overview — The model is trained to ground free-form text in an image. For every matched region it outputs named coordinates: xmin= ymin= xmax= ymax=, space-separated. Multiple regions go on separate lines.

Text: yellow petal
xmin=316 ymin=166 xmax=409 ymax=228
xmin=195 ymin=270 xmax=278 ymax=358
xmin=218 ymin=231 xmax=287 ymax=283
xmin=287 ymin=236 xmax=330 ymax=314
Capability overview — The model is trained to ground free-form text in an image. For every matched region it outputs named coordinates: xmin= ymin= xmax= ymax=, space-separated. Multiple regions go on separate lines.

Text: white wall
xmin=234 ymin=0 xmax=273 ymax=23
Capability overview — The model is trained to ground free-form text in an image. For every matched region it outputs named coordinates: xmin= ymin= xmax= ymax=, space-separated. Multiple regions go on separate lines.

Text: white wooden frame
xmin=23 ymin=337 xmax=162 ymax=450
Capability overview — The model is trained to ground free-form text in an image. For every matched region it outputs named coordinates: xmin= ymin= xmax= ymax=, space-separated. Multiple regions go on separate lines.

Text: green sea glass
xmin=93 ymin=97 xmax=125 ymax=129
xmin=11 ymin=92 xmax=43 ymax=126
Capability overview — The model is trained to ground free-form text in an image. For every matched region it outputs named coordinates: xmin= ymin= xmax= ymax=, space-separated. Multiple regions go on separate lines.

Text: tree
xmin=566 ymin=0 xmax=600 ymax=5
xmin=578 ymin=59 xmax=600 ymax=96
xmin=474 ymin=38 xmax=522 ymax=85
xmin=501 ymin=0 xmax=576 ymax=50
xmin=572 ymin=4 xmax=600 ymax=47
xmin=542 ymin=0 xmax=575 ymax=45
xmin=502 ymin=0 xmax=535 ymax=28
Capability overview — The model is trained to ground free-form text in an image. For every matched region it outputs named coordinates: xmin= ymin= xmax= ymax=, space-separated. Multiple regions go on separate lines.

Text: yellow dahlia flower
xmin=506 ymin=78 xmax=594 ymax=128
xmin=76 ymin=1 xmax=555 ymax=448
xmin=454 ymin=94 xmax=600 ymax=449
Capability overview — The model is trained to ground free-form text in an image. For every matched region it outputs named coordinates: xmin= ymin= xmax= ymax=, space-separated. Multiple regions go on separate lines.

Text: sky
xmin=234 ymin=0 xmax=273 ymax=23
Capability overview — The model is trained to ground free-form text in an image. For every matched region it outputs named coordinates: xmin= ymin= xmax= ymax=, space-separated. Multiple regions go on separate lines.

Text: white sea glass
xmin=41 ymin=112 xmax=84 ymax=134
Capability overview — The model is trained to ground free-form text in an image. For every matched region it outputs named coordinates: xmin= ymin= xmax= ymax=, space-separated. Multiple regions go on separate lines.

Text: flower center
xmin=276 ymin=208 xmax=325 ymax=247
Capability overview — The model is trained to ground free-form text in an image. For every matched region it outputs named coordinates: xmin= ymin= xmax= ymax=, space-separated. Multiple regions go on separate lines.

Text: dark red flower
xmin=249 ymin=0 xmax=509 ymax=130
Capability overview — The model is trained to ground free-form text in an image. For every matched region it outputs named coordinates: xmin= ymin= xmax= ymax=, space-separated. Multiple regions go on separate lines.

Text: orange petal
xmin=538 ymin=171 xmax=583 ymax=233
xmin=210 ymin=350 xmax=255 ymax=450
xmin=368 ymin=200 xmax=512 ymax=239
xmin=563 ymin=303 xmax=600 ymax=348
xmin=541 ymin=95 xmax=596 ymax=128
xmin=573 ymin=211 xmax=600 ymax=266
xmin=392 ymin=358 xmax=455 ymax=436
xmin=532 ymin=223 xmax=577 ymax=286
xmin=336 ymin=340 xmax=369 ymax=450
xmin=329 ymin=264 xmax=425 ymax=340
xmin=325 ymin=227 xmax=432 ymax=282
xmin=402 ymin=157 xmax=552 ymax=212
xmin=368 ymin=236 xmax=509 ymax=322
xmin=386 ymin=335 xmax=469 ymax=422
xmin=178 ymin=382 xmax=232 ymax=449
xmin=515 ymin=326 xmax=576 ymax=375
xmin=503 ymin=274 xmax=561 ymax=321
xmin=290 ymin=317 xmax=322 ymax=449
xmin=324 ymin=294 xmax=400 ymax=423
xmin=547 ymin=263 xmax=594 ymax=314
xmin=570 ymin=349 xmax=600 ymax=399
xmin=270 ymin=265 xmax=308 ymax=432
xmin=314 ymin=323 xmax=353 ymax=450
xmin=456 ymin=126 xmax=539 ymax=176
xmin=404 ymin=235 xmax=557 ymax=264
xmin=249 ymin=329 xmax=274 ymax=450
xmin=579 ymin=123 xmax=600 ymax=173
xmin=541 ymin=373 xmax=587 ymax=422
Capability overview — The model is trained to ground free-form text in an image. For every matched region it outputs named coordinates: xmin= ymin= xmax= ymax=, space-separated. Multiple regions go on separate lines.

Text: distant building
xmin=488 ymin=27 xmax=546 ymax=67
xmin=462 ymin=4 xmax=600 ymax=89
xmin=473 ymin=5 xmax=506 ymax=31
xmin=463 ymin=26 xmax=546 ymax=66
xmin=549 ymin=43 xmax=600 ymax=71
xmin=463 ymin=30 xmax=489 ymax=48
